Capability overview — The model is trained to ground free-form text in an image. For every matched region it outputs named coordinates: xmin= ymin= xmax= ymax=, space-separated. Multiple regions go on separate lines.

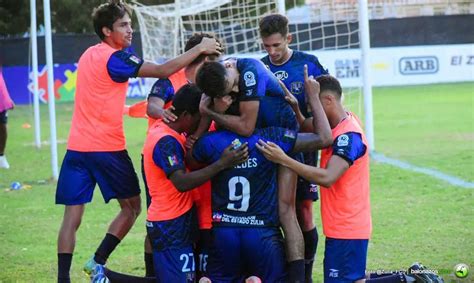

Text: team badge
xmin=167 ymin=155 xmax=179 ymax=166
xmin=290 ymin=81 xmax=304 ymax=94
xmin=337 ymin=134 xmax=349 ymax=147
xmin=244 ymin=71 xmax=256 ymax=87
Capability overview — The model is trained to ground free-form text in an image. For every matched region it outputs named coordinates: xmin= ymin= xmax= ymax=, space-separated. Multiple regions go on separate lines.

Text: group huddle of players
xmin=56 ymin=2 xmax=442 ymax=283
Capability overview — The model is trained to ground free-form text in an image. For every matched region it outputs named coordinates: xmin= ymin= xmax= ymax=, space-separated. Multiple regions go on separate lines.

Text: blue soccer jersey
xmin=193 ymin=127 xmax=297 ymax=228
xmin=261 ymin=50 xmax=328 ymax=117
xmin=147 ymin=78 xmax=175 ymax=104
xmin=107 ymin=50 xmax=143 ymax=83
xmin=236 ymin=58 xmax=298 ymax=130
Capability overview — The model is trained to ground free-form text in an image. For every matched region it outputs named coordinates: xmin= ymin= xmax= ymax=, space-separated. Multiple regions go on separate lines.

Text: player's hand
xmin=255 ymin=139 xmax=287 ymax=164
xmin=218 ymin=142 xmax=249 ymax=169
xmin=198 ymin=37 xmax=223 ymax=56
xmin=199 ymin=94 xmax=212 ymax=116
xmin=278 ymin=80 xmax=299 ymax=109
xmin=185 ymin=134 xmax=198 ymax=150
xmin=303 ymin=64 xmax=320 ymax=102
xmin=162 ymin=106 xmax=177 ymax=123
xmin=213 ymin=95 xmax=233 ymax=113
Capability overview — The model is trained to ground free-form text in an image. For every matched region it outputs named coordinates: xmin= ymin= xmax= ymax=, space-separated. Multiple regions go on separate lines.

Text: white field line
xmin=371 ymin=152 xmax=474 ymax=189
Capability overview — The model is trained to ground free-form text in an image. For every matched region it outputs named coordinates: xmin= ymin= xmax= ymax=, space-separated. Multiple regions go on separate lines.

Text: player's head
xmin=259 ymin=13 xmax=292 ymax=64
xmin=185 ymin=33 xmax=223 ymax=67
xmin=196 ymin=59 xmax=239 ymax=99
xmin=172 ymin=84 xmax=202 ymax=134
xmin=316 ymin=75 xmax=343 ymax=113
xmin=92 ymin=0 xmax=133 ymax=47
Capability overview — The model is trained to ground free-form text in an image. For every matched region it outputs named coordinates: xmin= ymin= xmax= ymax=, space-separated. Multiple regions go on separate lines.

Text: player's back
xmin=236 ymin=58 xmax=298 ymax=131
xmin=262 ymin=50 xmax=328 ymax=117
xmin=193 ymin=127 xmax=297 ymax=228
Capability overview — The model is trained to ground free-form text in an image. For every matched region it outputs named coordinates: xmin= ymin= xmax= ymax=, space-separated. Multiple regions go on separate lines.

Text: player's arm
xmin=138 ymin=37 xmax=222 ymax=78
xmin=257 ymin=132 xmax=365 ymax=187
xmin=200 ymin=97 xmax=259 ymax=137
xmin=170 ymin=143 xmax=249 ymax=192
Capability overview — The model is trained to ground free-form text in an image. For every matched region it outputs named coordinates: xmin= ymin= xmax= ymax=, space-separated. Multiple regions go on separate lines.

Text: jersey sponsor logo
xmin=337 ymin=134 xmax=349 ymax=147
xmin=212 ymin=212 xmax=265 ymax=226
xmin=399 ymin=56 xmax=438 ymax=75
xmin=129 ymin=55 xmax=141 ymax=65
xmin=167 ymin=155 xmax=179 ymax=166
xmin=290 ymin=81 xmax=304 ymax=94
xmin=274 ymin=70 xmax=288 ymax=80
xmin=329 ymin=269 xmax=339 ymax=278
xmin=244 ymin=71 xmax=256 ymax=87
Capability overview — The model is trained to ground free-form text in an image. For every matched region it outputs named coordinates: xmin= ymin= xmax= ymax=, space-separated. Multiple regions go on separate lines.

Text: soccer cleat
xmin=83 ymin=257 xmax=99 ymax=277
xmin=407 ymin=262 xmax=444 ymax=283
xmin=0 ymin=155 xmax=10 ymax=169
xmin=91 ymin=264 xmax=110 ymax=283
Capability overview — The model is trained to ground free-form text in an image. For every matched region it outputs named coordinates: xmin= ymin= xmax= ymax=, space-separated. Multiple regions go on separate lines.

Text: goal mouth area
xmin=132 ymin=0 xmax=232 ymax=17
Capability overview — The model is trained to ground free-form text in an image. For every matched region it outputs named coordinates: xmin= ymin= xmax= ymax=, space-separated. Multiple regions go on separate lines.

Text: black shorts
xmin=0 ymin=111 xmax=8 ymax=124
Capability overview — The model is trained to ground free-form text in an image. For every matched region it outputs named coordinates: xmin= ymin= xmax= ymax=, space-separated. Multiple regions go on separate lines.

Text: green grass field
xmin=0 ymin=82 xmax=473 ymax=282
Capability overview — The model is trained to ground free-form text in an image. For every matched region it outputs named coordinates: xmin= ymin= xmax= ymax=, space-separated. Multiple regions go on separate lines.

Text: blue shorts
xmin=140 ymin=154 xmax=152 ymax=208
xmin=296 ymin=151 xmax=319 ymax=201
xmin=55 ymin=150 xmax=140 ymax=205
xmin=208 ymin=226 xmax=287 ymax=282
xmin=195 ymin=229 xmax=211 ymax=277
xmin=324 ymin=238 xmax=368 ymax=283
xmin=0 ymin=111 xmax=7 ymax=124
xmin=147 ymin=207 xmax=198 ymax=282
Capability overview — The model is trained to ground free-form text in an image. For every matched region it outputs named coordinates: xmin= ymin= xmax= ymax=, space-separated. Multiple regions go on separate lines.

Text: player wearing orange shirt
xmin=142 ymin=84 xmax=248 ymax=282
xmin=54 ymin=1 xmax=222 ymax=282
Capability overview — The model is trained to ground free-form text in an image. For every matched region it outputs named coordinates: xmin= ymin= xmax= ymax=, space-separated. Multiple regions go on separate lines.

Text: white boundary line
xmin=371 ymin=152 xmax=474 ymax=189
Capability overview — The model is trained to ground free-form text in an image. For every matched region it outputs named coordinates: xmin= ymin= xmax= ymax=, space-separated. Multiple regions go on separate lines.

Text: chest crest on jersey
xmin=274 ymin=70 xmax=288 ymax=80
xmin=290 ymin=81 xmax=304 ymax=94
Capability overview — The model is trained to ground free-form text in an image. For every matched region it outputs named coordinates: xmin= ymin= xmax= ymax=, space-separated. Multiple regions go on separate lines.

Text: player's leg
xmin=297 ymin=198 xmax=318 ymax=283
xmin=85 ymin=150 xmax=141 ymax=274
xmin=55 ymin=150 xmax=97 ymax=282
xmin=141 ymin=154 xmax=155 ymax=277
xmin=278 ymin=165 xmax=305 ymax=283
xmin=0 ymin=111 xmax=9 ymax=168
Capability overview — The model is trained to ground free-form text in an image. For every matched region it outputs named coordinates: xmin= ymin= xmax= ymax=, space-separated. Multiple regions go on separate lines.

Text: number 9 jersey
xmin=192 ymin=127 xmax=297 ymax=228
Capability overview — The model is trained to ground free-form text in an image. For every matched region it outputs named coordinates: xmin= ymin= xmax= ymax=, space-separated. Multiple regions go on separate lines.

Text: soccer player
xmin=196 ymin=58 xmax=306 ymax=282
xmin=55 ymin=1 xmax=222 ymax=282
xmin=191 ymin=70 xmax=331 ymax=282
xmin=0 ymin=67 xmax=14 ymax=169
xmin=141 ymin=33 xmax=223 ymax=279
xmin=259 ymin=13 xmax=328 ymax=282
xmin=142 ymin=84 xmax=248 ymax=282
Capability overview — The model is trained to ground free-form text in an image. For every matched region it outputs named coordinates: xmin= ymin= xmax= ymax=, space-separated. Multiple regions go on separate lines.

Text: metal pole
xmin=358 ymin=0 xmax=375 ymax=151
xmin=277 ymin=0 xmax=286 ymax=15
xmin=30 ymin=0 xmax=41 ymax=148
xmin=43 ymin=0 xmax=59 ymax=180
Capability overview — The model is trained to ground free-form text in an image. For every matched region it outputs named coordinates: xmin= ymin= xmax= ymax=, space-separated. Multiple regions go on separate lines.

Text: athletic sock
xmin=57 ymin=253 xmax=72 ymax=283
xmin=303 ymin=227 xmax=318 ymax=283
xmin=288 ymin=259 xmax=305 ymax=283
xmin=94 ymin=233 xmax=121 ymax=265
xmin=144 ymin=252 xmax=155 ymax=277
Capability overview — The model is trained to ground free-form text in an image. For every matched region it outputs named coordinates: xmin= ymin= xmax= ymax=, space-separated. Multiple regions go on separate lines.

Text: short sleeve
xmin=237 ymin=59 xmax=261 ymax=101
xmin=148 ymin=79 xmax=175 ymax=104
xmin=308 ymin=54 xmax=329 ymax=76
xmin=107 ymin=50 xmax=144 ymax=83
xmin=192 ymin=134 xmax=218 ymax=164
xmin=153 ymin=136 xmax=186 ymax=177
xmin=332 ymin=132 xmax=366 ymax=166
xmin=258 ymin=127 xmax=297 ymax=154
